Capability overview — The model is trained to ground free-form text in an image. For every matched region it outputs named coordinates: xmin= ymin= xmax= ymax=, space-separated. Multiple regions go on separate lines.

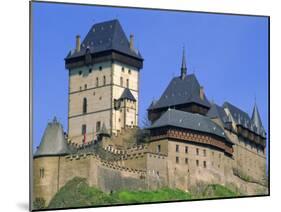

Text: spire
xmin=251 ymin=103 xmax=263 ymax=130
xmin=180 ymin=46 xmax=187 ymax=79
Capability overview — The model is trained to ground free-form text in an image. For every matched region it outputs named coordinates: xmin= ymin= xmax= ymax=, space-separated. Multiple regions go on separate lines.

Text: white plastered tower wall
xmin=68 ymin=61 xmax=139 ymax=144
xmin=111 ymin=61 xmax=139 ymax=135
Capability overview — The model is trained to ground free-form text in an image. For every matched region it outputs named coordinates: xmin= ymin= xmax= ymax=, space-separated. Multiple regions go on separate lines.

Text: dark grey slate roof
xmin=251 ymin=104 xmax=263 ymax=129
xmin=223 ymin=101 xmax=266 ymax=138
xmin=251 ymin=104 xmax=266 ymax=137
xmin=34 ymin=117 xmax=71 ymax=157
xmin=148 ymin=74 xmax=211 ymax=110
xmin=119 ymin=88 xmax=136 ymax=101
xmin=223 ymin=102 xmax=251 ymax=127
xmin=207 ymin=103 xmax=231 ymax=129
xmin=97 ymin=123 xmax=110 ymax=136
xmin=148 ymin=109 xmax=229 ymax=141
xmin=66 ymin=19 xmax=142 ymax=60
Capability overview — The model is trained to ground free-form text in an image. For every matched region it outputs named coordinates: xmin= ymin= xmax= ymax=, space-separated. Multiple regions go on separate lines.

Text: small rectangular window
xmin=157 ymin=145 xmax=161 ymax=153
xmin=120 ymin=77 xmax=123 ymax=87
xmin=203 ymin=161 xmax=207 ymax=168
xmin=96 ymin=121 xmax=101 ymax=132
xmin=185 ymin=146 xmax=188 ymax=154
xmin=39 ymin=168 xmax=44 ymax=178
xmin=196 ymin=148 xmax=199 ymax=155
xmin=196 ymin=160 xmax=199 ymax=167
xmin=176 ymin=156 xmax=179 ymax=164
xmin=176 ymin=145 xmax=179 ymax=152
xmin=82 ymin=124 xmax=86 ymax=135
xmin=96 ymin=77 xmax=99 ymax=87
xmin=185 ymin=158 xmax=188 ymax=164
xmin=203 ymin=149 xmax=206 ymax=157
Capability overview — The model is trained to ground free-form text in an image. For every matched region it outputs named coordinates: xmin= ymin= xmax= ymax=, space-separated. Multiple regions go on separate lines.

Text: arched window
xmin=103 ymin=76 xmax=106 ymax=85
xmin=83 ymin=98 xmax=87 ymax=114
xmin=96 ymin=77 xmax=99 ymax=87
xmin=120 ymin=77 xmax=123 ymax=87
xmin=126 ymin=79 xmax=129 ymax=88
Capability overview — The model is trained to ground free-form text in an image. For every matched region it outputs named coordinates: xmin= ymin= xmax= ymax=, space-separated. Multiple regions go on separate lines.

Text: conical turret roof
xmin=34 ymin=117 xmax=71 ymax=158
xmin=119 ymin=88 xmax=136 ymax=101
xmin=251 ymin=103 xmax=263 ymax=130
xmin=98 ymin=123 xmax=110 ymax=136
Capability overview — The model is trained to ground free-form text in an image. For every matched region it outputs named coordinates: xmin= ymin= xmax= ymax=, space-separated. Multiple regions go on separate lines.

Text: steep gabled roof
xmin=207 ymin=103 xmax=229 ymax=124
xmin=34 ymin=118 xmax=71 ymax=158
xmin=223 ymin=101 xmax=266 ymax=138
xmin=119 ymin=88 xmax=136 ymax=101
xmin=148 ymin=74 xmax=210 ymax=110
xmin=207 ymin=104 xmax=227 ymax=119
xmin=223 ymin=102 xmax=251 ymax=125
xmin=148 ymin=109 xmax=229 ymax=141
xmin=66 ymin=19 xmax=142 ymax=60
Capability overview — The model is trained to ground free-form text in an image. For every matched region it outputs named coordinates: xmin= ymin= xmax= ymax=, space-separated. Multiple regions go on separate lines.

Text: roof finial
xmin=180 ymin=46 xmax=187 ymax=79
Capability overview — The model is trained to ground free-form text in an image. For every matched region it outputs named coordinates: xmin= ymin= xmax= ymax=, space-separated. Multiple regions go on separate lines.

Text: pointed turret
xmin=34 ymin=117 xmax=71 ymax=158
xmin=180 ymin=47 xmax=187 ymax=79
xmin=98 ymin=123 xmax=110 ymax=137
xmin=251 ymin=103 xmax=263 ymax=130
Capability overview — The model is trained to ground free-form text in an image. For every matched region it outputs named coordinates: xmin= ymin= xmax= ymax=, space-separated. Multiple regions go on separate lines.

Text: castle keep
xmin=33 ymin=19 xmax=267 ymax=206
xmin=65 ymin=20 xmax=143 ymax=144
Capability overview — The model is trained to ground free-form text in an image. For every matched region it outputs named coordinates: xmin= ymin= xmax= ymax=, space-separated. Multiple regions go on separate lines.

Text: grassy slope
xmin=48 ymin=177 xmax=116 ymax=209
xmin=47 ymin=177 xmax=238 ymax=209
xmin=112 ymin=188 xmax=192 ymax=204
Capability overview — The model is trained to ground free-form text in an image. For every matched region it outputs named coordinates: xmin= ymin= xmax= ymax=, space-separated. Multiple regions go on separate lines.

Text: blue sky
xmin=32 ymin=2 xmax=268 ymax=151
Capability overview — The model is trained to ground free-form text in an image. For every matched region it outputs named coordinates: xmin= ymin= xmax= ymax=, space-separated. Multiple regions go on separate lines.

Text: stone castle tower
xmin=65 ymin=20 xmax=143 ymax=144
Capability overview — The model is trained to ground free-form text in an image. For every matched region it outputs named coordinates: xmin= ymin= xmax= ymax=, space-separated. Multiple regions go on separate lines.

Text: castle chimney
xmin=76 ymin=35 xmax=81 ymax=52
xmin=129 ymin=34 xmax=134 ymax=50
xmin=200 ymin=86 xmax=204 ymax=100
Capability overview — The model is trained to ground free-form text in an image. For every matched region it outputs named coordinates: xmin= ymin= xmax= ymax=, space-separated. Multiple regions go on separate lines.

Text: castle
xmin=33 ymin=19 xmax=267 ymax=207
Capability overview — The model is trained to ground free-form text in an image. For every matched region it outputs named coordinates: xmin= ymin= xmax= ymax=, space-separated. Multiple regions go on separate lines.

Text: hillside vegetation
xmin=45 ymin=177 xmax=239 ymax=209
